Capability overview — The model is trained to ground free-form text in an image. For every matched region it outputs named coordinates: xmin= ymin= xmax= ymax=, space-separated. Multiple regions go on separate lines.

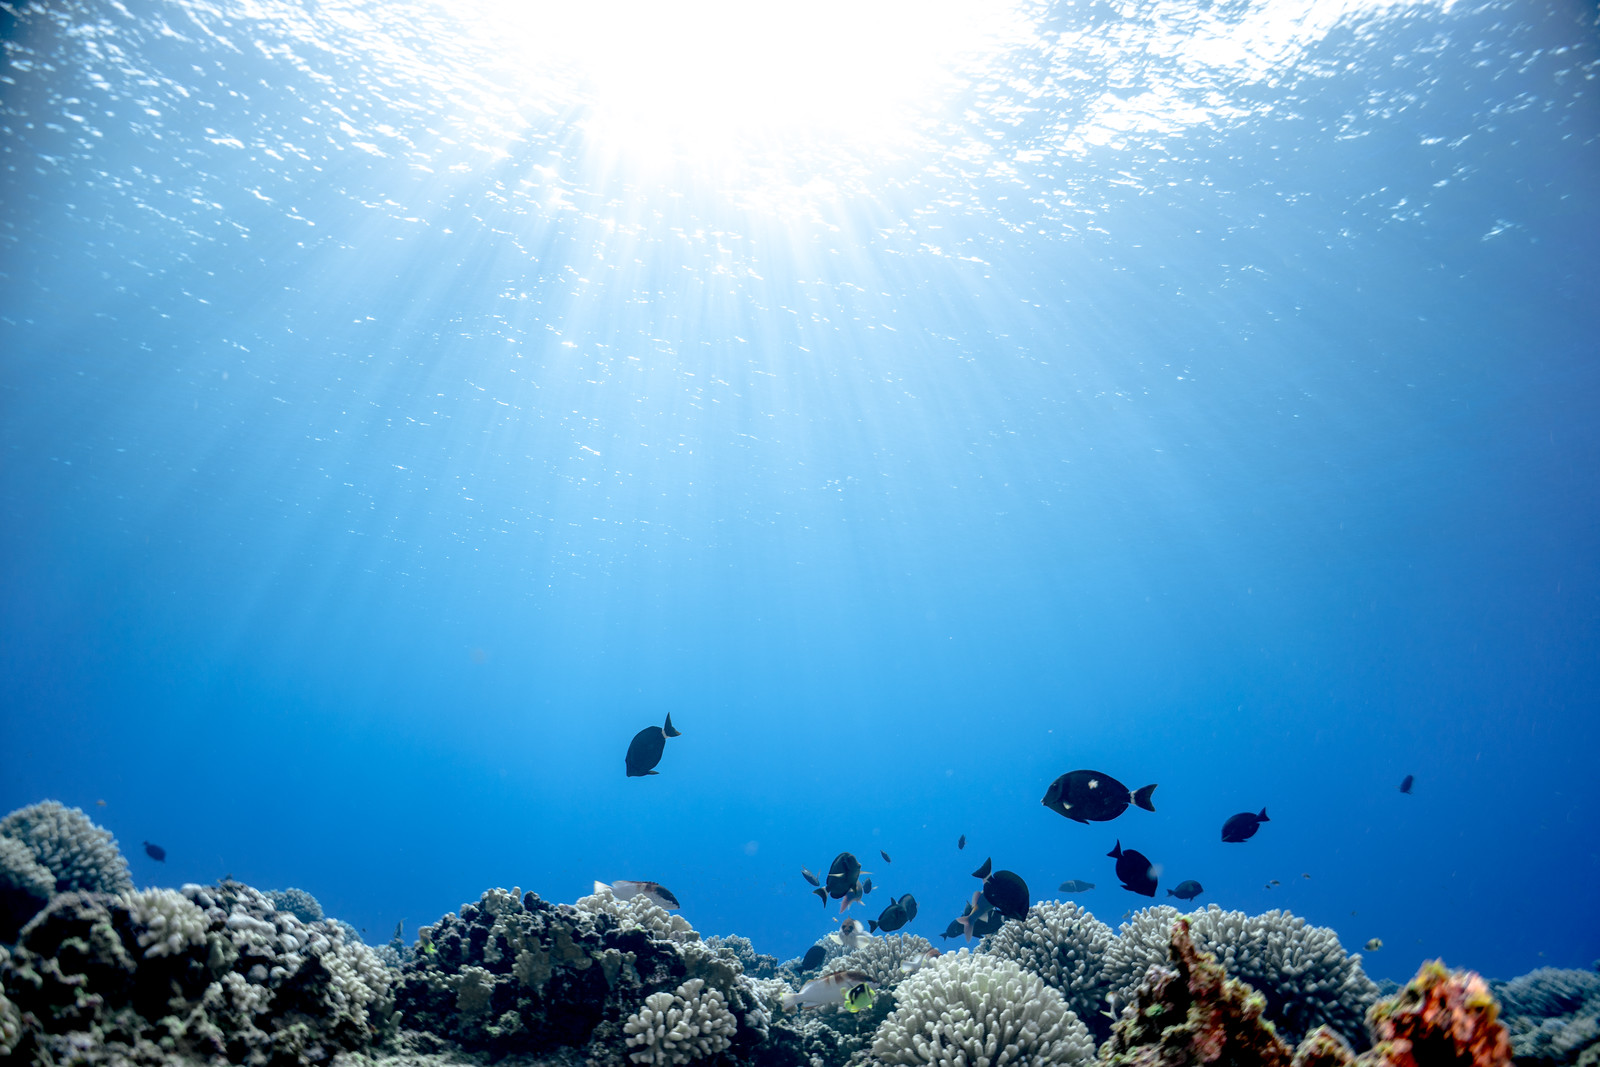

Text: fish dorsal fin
xmin=663 ymin=713 xmax=681 ymax=738
xmin=1258 ymin=808 xmax=1269 ymax=821
xmin=1107 ymin=840 xmax=1122 ymax=859
xmin=971 ymin=857 xmax=992 ymax=880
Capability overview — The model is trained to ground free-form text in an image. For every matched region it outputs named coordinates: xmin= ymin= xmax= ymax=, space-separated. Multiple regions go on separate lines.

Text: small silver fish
xmin=594 ymin=880 xmax=681 ymax=910
xmin=781 ymin=969 xmax=877 ymax=1011
xmin=899 ymin=948 xmax=941 ymax=974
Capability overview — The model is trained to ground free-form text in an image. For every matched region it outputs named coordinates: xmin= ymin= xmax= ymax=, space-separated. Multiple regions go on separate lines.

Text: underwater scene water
xmin=1 ymin=0 xmax=1597 ymax=1064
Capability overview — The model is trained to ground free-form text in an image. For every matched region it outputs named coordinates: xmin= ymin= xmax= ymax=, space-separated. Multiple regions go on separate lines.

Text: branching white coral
xmin=577 ymin=884 xmax=698 ymax=944
xmin=1106 ymin=904 xmax=1377 ymax=1043
xmin=869 ymin=950 xmax=1094 ymax=1067
xmin=623 ymin=977 xmax=737 ymax=1065
xmin=983 ymin=900 xmax=1112 ymax=1025
xmin=0 ymin=801 xmax=132 ymax=895
xmin=828 ymin=933 xmax=935 ymax=988
xmin=123 ymin=887 xmax=209 ymax=958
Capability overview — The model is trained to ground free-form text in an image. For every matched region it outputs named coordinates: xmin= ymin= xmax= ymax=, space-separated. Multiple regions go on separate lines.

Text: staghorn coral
xmin=623 ymin=977 xmax=738 ymax=1065
xmin=0 ymin=799 xmax=132 ymax=896
xmin=984 ymin=899 xmax=1113 ymax=1033
xmin=0 ymin=880 xmax=394 ymax=1066
xmin=1366 ymin=961 xmax=1511 ymax=1067
xmin=869 ymin=949 xmax=1095 ymax=1067
xmin=1107 ymin=904 xmax=1379 ymax=1046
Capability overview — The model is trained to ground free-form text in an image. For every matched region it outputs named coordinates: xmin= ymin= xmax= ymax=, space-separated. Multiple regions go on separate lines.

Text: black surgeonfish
xmin=1399 ymin=775 xmax=1415 ymax=794
xmin=1167 ymin=879 xmax=1203 ymax=901
xmin=970 ymin=857 xmax=1029 ymax=921
xmin=1221 ymin=808 xmax=1269 ymax=842
xmin=1107 ymin=840 xmax=1158 ymax=896
xmin=880 ymin=849 xmax=892 ymax=863
xmin=951 ymin=890 xmax=1005 ymax=940
xmin=899 ymin=892 xmax=918 ymax=922
xmin=800 ymin=944 xmax=827 ymax=971
xmin=143 ymin=841 xmax=166 ymax=862
xmin=625 ymin=714 xmax=682 ymax=777
xmin=826 ymin=852 xmax=862 ymax=899
xmin=957 ymin=834 xmax=966 ymax=850
xmin=1041 ymin=770 xmax=1157 ymax=824
xmin=870 ymin=900 xmax=908 ymax=933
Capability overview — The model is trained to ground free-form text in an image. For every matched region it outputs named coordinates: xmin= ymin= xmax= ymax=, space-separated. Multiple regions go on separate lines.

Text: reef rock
xmin=0 ymin=880 xmax=393 ymax=1066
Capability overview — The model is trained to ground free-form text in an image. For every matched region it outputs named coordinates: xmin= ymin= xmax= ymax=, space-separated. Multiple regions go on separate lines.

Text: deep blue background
xmin=2 ymin=0 xmax=1596 ymax=982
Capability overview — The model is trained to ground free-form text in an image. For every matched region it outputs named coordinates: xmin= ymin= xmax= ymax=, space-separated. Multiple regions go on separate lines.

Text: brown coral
xmin=1098 ymin=917 xmax=1295 ymax=1067
xmin=1095 ymin=922 xmax=1512 ymax=1067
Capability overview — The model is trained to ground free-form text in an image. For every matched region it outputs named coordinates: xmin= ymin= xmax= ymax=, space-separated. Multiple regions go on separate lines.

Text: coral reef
xmin=1099 ymin=916 xmax=1297 ymax=1067
xmin=0 ymin=881 xmax=393 ymax=1066
xmin=0 ymin=800 xmax=134 ymax=896
xmin=868 ymin=949 xmax=1095 ymax=1067
xmin=0 ymin=835 xmax=55 ymax=942
xmin=1492 ymin=969 xmax=1600 ymax=1067
xmin=984 ymin=899 xmax=1114 ymax=1036
xmin=1366 ymin=961 xmax=1511 ymax=1067
xmin=1106 ymin=904 xmax=1379 ymax=1046
xmin=623 ymin=977 xmax=738 ymax=1064
xmin=265 ymin=887 xmax=325 ymax=924
xmin=827 ymin=933 xmax=936 ymax=989
xmin=707 ymin=934 xmax=781 ymax=980
xmin=392 ymin=885 xmax=779 ymax=1066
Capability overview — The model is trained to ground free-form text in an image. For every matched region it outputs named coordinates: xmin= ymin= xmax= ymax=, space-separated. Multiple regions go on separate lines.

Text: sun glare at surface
xmin=474 ymin=0 xmax=1030 ymax=160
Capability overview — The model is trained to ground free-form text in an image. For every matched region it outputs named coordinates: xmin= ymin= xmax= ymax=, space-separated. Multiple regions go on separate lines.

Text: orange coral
xmin=1365 ymin=961 xmax=1511 ymax=1067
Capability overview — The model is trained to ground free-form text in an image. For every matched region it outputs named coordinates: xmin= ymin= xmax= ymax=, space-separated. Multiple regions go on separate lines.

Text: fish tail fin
xmin=971 ymin=857 xmax=992 ymax=880
xmin=1133 ymin=784 xmax=1158 ymax=812
xmin=781 ymin=993 xmax=799 ymax=1012
xmin=593 ymin=881 xmax=610 ymax=895
xmin=814 ymin=888 xmax=827 ymax=906
xmin=1166 ymin=889 xmax=1175 ymax=896
xmin=868 ymin=921 xmax=880 ymax=933
xmin=1107 ymin=840 xmax=1122 ymax=859
xmin=663 ymin=713 xmax=681 ymax=737
xmin=1258 ymin=808 xmax=1269 ymax=821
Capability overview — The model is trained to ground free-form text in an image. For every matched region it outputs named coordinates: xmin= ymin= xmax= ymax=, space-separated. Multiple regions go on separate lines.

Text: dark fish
xmin=800 ymin=944 xmax=827 ymax=971
xmin=958 ymin=834 xmax=966 ymax=850
xmin=624 ymin=713 xmax=681 ymax=777
xmin=1041 ymin=770 xmax=1157 ymax=824
xmin=1399 ymin=775 xmax=1414 ymax=794
xmin=880 ymin=849 xmax=892 ymax=863
xmin=861 ymin=878 xmax=874 ymax=896
xmin=1167 ymin=879 xmax=1203 ymax=901
xmin=143 ymin=841 xmax=166 ymax=862
xmin=869 ymin=900 xmax=908 ymax=934
xmin=814 ymin=887 xmax=828 ymax=906
xmin=898 ymin=892 xmax=918 ymax=922
xmin=970 ymin=857 xmax=1029 ymax=921
xmin=826 ymin=852 xmax=861 ymax=899
xmin=801 ymin=867 xmax=820 ymax=887
xmin=1107 ymin=840 xmax=1158 ymax=896
xmin=951 ymin=889 xmax=1006 ymax=940
xmin=1221 ymin=808 xmax=1269 ymax=843
xmin=1058 ymin=880 xmax=1095 ymax=893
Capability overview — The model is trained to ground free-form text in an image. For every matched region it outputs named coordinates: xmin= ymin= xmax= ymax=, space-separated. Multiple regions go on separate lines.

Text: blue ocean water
xmin=1 ymin=0 xmax=1596 ymax=989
